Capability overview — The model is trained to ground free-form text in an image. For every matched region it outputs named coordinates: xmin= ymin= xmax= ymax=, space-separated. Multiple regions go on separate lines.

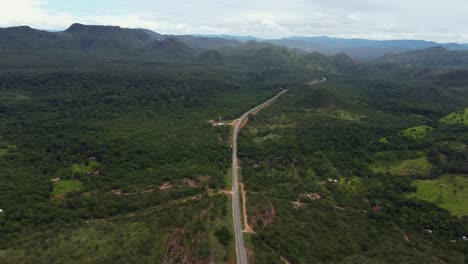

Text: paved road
xmin=230 ymin=90 xmax=289 ymax=264
xmin=230 ymin=77 xmax=326 ymax=264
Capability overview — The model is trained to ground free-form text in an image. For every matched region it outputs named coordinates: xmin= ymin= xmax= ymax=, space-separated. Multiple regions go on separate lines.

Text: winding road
xmin=230 ymin=77 xmax=326 ymax=264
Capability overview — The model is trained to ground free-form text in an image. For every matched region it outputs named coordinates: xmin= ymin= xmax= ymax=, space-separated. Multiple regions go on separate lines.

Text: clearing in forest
xmin=409 ymin=174 xmax=468 ymax=216
xmin=53 ymin=180 xmax=83 ymax=196
xmin=439 ymin=108 xmax=468 ymax=125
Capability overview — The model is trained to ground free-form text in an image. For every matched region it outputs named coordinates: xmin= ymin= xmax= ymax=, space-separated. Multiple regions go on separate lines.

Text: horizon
xmin=3 ymin=22 xmax=468 ymax=45
xmin=1 ymin=0 xmax=468 ymax=43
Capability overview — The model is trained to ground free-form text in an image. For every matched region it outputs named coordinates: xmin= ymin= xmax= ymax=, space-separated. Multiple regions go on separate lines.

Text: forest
xmin=238 ymin=76 xmax=468 ymax=263
xmin=0 ymin=24 xmax=467 ymax=263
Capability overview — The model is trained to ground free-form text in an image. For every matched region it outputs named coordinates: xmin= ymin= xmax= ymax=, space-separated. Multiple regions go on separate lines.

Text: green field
xmin=370 ymin=151 xmax=432 ymax=177
xmin=401 ymin=125 xmax=433 ymax=139
xmin=52 ymin=180 xmax=83 ymax=196
xmin=409 ymin=174 xmax=468 ymax=217
xmin=435 ymin=141 xmax=466 ymax=151
xmin=71 ymin=161 xmax=100 ymax=177
xmin=439 ymin=108 xmax=468 ymax=125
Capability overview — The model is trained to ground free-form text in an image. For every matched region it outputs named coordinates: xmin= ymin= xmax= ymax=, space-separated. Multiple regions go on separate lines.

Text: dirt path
xmin=280 ymin=256 xmax=292 ymax=264
xmin=112 ymin=189 xmax=156 ymax=196
xmin=240 ymin=183 xmax=255 ymax=234
xmin=83 ymin=194 xmax=202 ymax=224
xmin=160 ymin=182 xmax=173 ymax=190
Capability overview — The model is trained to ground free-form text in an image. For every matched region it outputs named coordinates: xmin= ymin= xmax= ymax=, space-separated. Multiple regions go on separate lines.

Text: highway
xmin=230 ymin=77 xmax=326 ymax=264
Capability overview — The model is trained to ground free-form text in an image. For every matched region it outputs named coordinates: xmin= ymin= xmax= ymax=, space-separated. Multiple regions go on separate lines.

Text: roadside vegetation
xmin=238 ymin=77 xmax=468 ymax=263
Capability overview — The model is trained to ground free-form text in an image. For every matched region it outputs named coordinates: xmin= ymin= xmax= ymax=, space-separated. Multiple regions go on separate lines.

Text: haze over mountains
xmin=2 ymin=23 xmax=468 ymax=64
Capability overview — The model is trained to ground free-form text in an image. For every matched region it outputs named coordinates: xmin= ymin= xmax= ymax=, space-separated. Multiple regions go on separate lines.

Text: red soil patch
xmin=166 ymin=228 xmax=185 ymax=256
xmin=281 ymin=256 xmax=292 ymax=264
xmin=208 ymin=120 xmax=217 ymax=126
xmin=240 ymin=183 xmax=255 ymax=234
xmin=160 ymin=182 xmax=173 ymax=190
xmin=183 ymin=178 xmax=198 ymax=188
xmin=219 ymin=189 xmax=233 ymax=195
xmin=292 ymin=199 xmax=306 ymax=207
xmin=230 ymin=119 xmax=238 ymax=128
xmin=112 ymin=189 xmax=123 ymax=196
xmin=261 ymin=208 xmax=276 ymax=226
xmin=240 ymin=117 xmax=249 ymax=129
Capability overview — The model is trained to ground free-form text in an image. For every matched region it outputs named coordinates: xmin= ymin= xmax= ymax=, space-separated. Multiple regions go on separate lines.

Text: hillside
xmin=375 ymin=47 xmax=468 ymax=66
xmin=0 ymin=24 xmax=196 ymax=62
xmin=267 ymin=37 xmax=468 ymax=59
xmin=0 ymin=24 xmax=354 ymax=70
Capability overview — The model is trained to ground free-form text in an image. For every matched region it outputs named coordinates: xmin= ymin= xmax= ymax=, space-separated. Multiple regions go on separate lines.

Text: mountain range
xmin=2 ymin=23 xmax=468 ymax=68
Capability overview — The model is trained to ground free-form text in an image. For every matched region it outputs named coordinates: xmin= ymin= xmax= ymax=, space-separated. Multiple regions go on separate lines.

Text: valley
xmin=0 ymin=22 xmax=466 ymax=263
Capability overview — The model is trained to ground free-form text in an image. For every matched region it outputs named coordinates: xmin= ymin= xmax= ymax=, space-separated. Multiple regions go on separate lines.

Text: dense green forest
xmin=238 ymin=76 xmax=468 ymax=263
xmin=0 ymin=23 xmax=467 ymax=263
xmin=0 ymin=61 xmax=319 ymax=263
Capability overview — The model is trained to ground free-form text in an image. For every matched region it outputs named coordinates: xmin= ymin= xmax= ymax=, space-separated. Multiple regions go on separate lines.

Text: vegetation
xmin=238 ymin=76 xmax=467 ymax=263
xmin=0 ymin=23 xmax=467 ymax=263
xmin=439 ymin=108 xmax=468 ymax=125
xmin=52 ymin=180 xmax=83 ymax=196
xmin=409 ymin=174 xmax=468 ymax=216
xmin=402 ymin=125 xmax=433 ymax=139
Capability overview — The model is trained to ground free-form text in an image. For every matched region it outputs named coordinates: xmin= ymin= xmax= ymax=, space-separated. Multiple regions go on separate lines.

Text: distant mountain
xmin=137 ymin=28 xmax=164 ymax=40
xmin=219 ymin=41 xmax=300 ymax=67
xmin=188 ymin=35 xmax=468 ymax=59
xmin=0 ymin=23 xmax=199 ymax=62
xmin=266 ymin=37 xmax=468 ymax=59
xmin=144 ymin=38 xmax=195 ymax=60
xmin=193 ymin=50 xmax=225 ymax=65
xmin=0 ymin=23 xmax=355 ymax=71
xmin=63 ymin=23 xmax=152 ymax=54
xmin=374 ymin=46 xmax=468 ymax=66
xmin=194 ymin=34 xmax=264 ymax=42
xmin=166 ymin=35 xmax=242 ymax=50
xmin=298 ymin=52 xmax=356 ymax=73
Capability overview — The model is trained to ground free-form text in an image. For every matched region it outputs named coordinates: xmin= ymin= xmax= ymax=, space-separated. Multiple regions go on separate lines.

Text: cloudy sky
xmin=1 ymin=0 xmax=468 ymax=42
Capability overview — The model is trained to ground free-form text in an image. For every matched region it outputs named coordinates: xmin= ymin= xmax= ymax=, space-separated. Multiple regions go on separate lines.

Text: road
xmin=230 ymin=77 xmax=326 ymax=264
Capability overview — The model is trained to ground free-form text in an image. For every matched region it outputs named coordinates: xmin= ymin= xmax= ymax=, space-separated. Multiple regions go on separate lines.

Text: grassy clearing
xmin=439 ymin=108 xmax=468 ymax=125
xmin=435 ymin=141 xmax=466 ymax=151
xmin=53 ymin=180 xmax=83 ymax=196
xmin=371 ymin=151 xmax=432 ymax=178
xmin=378 ymin=137 xmax=389 ymax=144
xmin=71 ymin=160 xmax=100 ymax=177
xmin=337 ymin=177 xmax=363 ymax=194
xmin=409 ymin=174 xmax=468 ymax=217
xmin=401 ymin=125 xmax=433 ymax=140
xmin=254 ymin=134 xmax=281 ymax=143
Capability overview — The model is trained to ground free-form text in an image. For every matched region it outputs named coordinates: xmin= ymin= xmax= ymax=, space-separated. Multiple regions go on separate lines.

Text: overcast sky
xmin=1 ymin=0 xmax=468 ymax=42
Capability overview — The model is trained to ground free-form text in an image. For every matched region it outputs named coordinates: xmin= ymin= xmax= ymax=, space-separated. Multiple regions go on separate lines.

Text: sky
xmin=1 ymin=0 xmax=468 ymax=43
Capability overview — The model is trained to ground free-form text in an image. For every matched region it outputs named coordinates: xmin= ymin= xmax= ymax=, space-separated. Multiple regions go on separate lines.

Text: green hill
xmin=193 ymin=50 xmax=225 ymax=65
xmin=376 ymin=46 xmax=468 ymax=66
xmin=439 ymin=108 xmax=468 ymax=125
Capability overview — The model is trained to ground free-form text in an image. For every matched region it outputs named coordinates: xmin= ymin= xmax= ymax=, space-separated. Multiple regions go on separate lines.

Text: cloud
xmin=1 ymin=0 xmax=468 ymax=42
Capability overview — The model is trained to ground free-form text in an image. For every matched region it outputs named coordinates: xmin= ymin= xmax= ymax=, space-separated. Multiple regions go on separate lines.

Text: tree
xmin=215 ymin=226 xmax=231 ymax=246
